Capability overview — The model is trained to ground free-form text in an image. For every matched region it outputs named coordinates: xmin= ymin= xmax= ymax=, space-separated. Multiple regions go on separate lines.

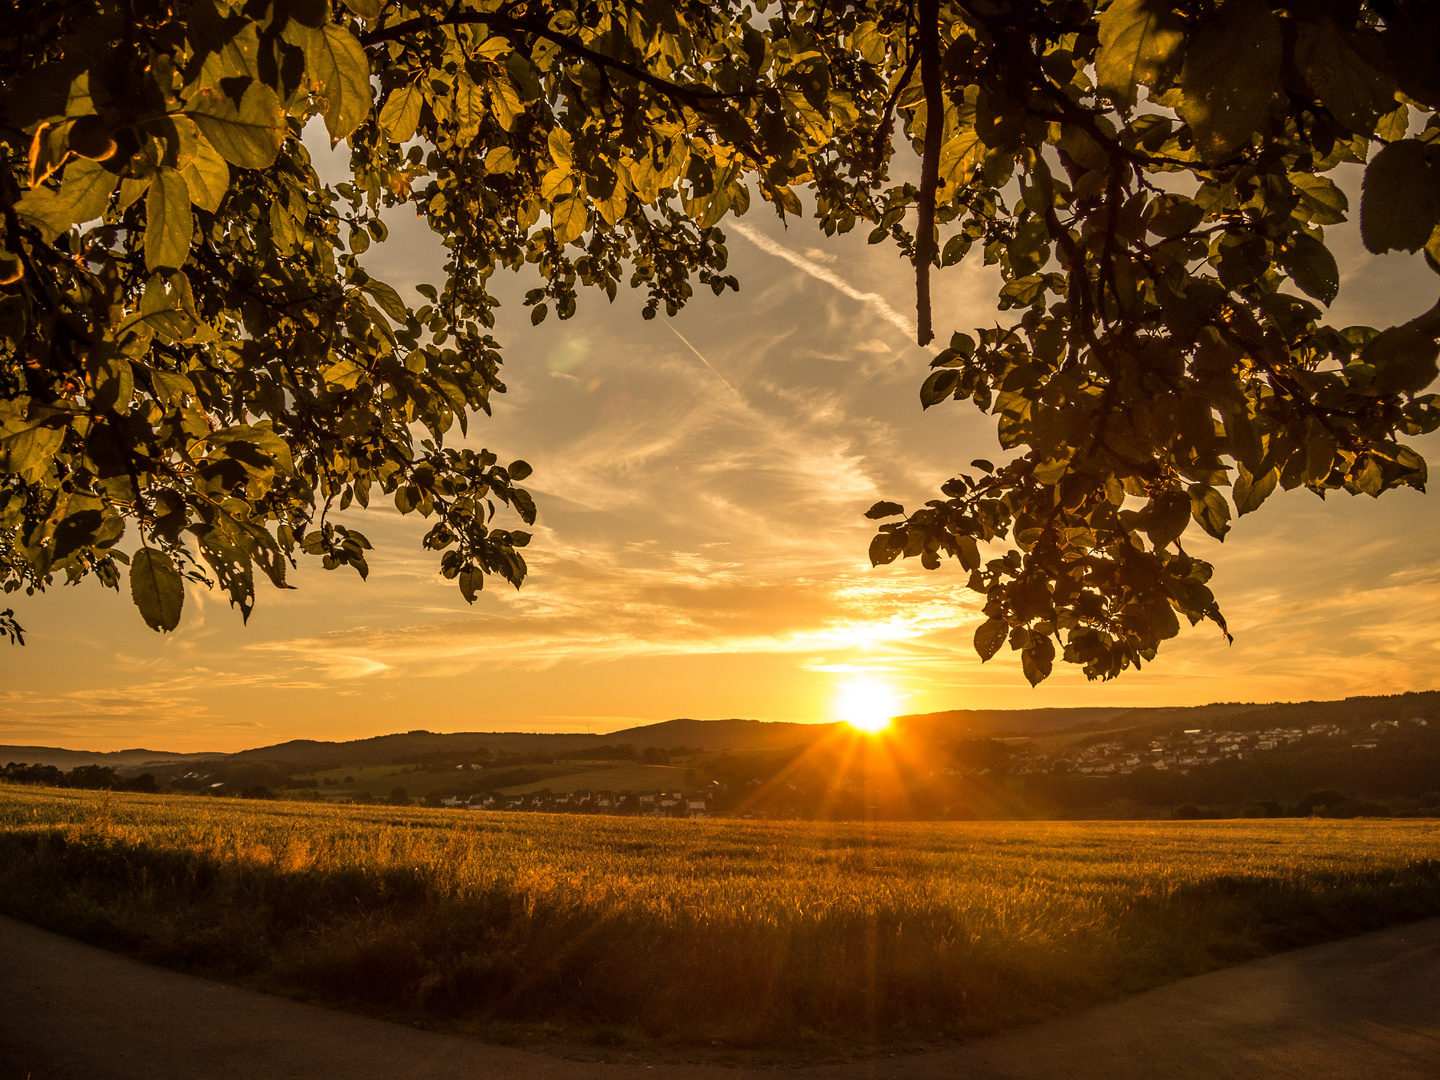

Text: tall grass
xmin=2 ymin=785 xmax=1438 ymax=1049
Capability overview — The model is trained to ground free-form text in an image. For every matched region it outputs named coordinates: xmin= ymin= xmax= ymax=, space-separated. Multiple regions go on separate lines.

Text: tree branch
xmin=870 ymin=40 xmax=921 ymax=172
xmin=914 ymin=0 xmax=941 ymax=347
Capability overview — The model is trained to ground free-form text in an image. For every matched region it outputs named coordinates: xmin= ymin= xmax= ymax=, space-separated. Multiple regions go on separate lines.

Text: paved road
xmin=4 ymin=914 xmax=1440 ymax=1079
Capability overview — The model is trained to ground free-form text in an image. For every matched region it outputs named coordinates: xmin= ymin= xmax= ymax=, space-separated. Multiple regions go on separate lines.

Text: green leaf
xmin=920 ymin=369 xmax=960 ymax=408
xmin=378 ymin=84 xmax=423 ymax=143
xmin=1280 ymin=233 xmax=1339 ymax=305
xmin=302 ymin=24 xmax=373 ymax=140
xmin=1144 ymin=490 xmax=1191 ymax=548
xmin=956 ymin=535 xmax=981 ymax=571
xmin=1375 ymin=104 xmax=1410 ymax=144
xmin=394 ymin=485 xmax=421 ymax=514
xmin=145 ymin=168 xmax=193 ymax=272
xmin=974 ymin=617 xmax=1008 ymax=662
xmin=0 ymin=409 xmax=64 ymax=483
xmin=13 ymin=189 xmax=73 ymax=240
xmin=117 ymin=177 xmax=150 ymax=212
xmin=361 ymin=280 xmax=409 ymax=323
xmin=208 ymin=422 xmax=294 ymax=474
xmin=1223 ymin=410 xmax=1263 ymax=473
xmin=1144 ymin=193 xmax=1203 ymax=238
xmin=68 ymin=114 xmax=116 ymax=161
xmin=1233 ymin=465 xmax=1277 ymax=515
xmin=458 ymin=567 xmax=484 ymax=603
xmin=1020 ymin=636 xmax=1055 ymax=686
xmin=322 ymin=357 xmax=364 ymax=391
xmin=185 ymin=81 xmax=285 ymax=169
xmin=1289 ymin=173 xmax=1349 ymax=226
xmin=456 ymin=74 xmax=489 ymax=141
xmin=1361 ymin=140 xmax=1440 ymax=254
xmin=1302 ymin=427 xmax=1338 ymax=485
xmin=340 ymin=0 xmax=383 ymax=19
xmin=1178 ymin=0 xmax=1282 ymax=158
xmin=1294 ymin=19 xmax=1395 ymax=134
xmin=149 ymin=368 xmax=195 ymax=405
xmin=188 ymin=18 xmax=262 ymax=92
xmin=1363 ymin=325 xmax=1440 ymax=396
xmin=1188 ymin=483 xmax=1231 ymax=540
xmin=1213 ymin=232 xmax=1268 ymax=290
xmin=547 ymin=128 xmax=574 ymax=169
xmin=511 ymin=489 xmax=537 ymax=525
xmin=86 ymin=352 xmax=134 ymax=413
xmin=868 ymin=532 xmax=900 ymax=566
xmin=864 ymin=500 xmax=904 ymax=520
xmin=130 ymin=548 xmax=184 ymax=632
xmin=941 ymin=233 xmax=971 ymax=266
xmin=484 ymin=146 xmax=516 ymax=174
xmin=52 ymin=494 xmax=124 ymax=559
xmin=1349 ymin=454 xmax=1384 ymax=497
xmin=551 ymin=195 xmax=588 ymax=245
xmin=121 ymin=272 xmax=206 ymax=344
xmin=58 ymin=157 xmax=117 ymax=225
xmin=937 ymin=131 xmax=984 ymax=186
xmin=485 ymin=69 xmax=526 ymax=132
xmin=1096 ymin=0 xmax=1184 ymax=108
xmin=179 ymin=136 xmax=230 ymax=213
xmin=14 ymin=159 xmax=116 ymax=239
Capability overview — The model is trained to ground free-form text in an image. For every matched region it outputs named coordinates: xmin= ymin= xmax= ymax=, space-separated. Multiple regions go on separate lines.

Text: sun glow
xmin=837 ymin=678 xmax=898 ymax=734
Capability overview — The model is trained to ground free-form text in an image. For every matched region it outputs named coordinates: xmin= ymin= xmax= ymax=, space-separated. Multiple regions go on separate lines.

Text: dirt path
xmin=4 ymin=914 xmax=1439 ymax=1079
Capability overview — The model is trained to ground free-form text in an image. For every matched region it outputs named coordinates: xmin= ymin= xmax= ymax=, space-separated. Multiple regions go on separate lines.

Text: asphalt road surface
xmin=3 ymin=914 xmax=1439 ymax=1079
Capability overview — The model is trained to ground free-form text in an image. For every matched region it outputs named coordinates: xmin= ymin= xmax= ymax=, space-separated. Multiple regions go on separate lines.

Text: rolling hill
xmin=8 ymin=691 xmax=1439 ymax=772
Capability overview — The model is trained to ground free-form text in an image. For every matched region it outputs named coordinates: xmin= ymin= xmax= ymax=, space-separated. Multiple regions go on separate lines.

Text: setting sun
xmin=837 ymin=679 xmax=899 ymax=734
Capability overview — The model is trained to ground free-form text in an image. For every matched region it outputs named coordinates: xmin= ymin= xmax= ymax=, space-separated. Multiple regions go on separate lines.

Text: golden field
xmin=1 ymin=785 xmax=1437 ymax=1052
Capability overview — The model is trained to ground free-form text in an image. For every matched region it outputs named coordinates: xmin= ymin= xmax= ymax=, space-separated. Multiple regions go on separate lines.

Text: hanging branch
xmin=914 ymin=0 xmax=942 ymax=347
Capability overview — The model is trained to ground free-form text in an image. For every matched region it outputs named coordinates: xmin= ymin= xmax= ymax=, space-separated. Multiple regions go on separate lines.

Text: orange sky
xmin=4 ymin=157 xmax=1438 ymax=752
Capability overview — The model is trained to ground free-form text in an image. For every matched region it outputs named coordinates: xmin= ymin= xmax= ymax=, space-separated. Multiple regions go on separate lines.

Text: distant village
xmin=974 ymin=720 xmax=1427 ymax=778
xmin=435 ymin=785 xmax=718 ymax=817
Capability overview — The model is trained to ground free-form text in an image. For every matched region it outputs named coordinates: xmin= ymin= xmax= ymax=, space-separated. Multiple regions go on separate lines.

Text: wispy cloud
xmin=729 ymin=220 xmax=919 ymax=343
xmin=241 ymin=554 xmax=982 ymax=681
xmin=663 ymin=322 xmax=743 ymax=398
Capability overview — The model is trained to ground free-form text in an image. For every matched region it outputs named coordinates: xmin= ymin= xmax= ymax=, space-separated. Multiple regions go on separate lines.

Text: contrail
xmin=663 ymin=321 xmax=743 ymax=399
xmin=728 ymin=220 xmax=918 ymax=342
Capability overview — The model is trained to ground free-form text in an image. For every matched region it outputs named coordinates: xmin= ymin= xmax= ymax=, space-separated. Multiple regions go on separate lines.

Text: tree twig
xmin=361 ymin=11 xmax=751 ymax=108
xmin=870 ymin=43 xmax=921 ymax=172
xmin=914 ymin=0 xmax=941 ymax=347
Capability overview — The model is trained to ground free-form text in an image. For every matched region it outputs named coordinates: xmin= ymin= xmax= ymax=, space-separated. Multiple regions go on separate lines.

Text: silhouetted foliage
xmin=5 ymin=2 xmax=1438 ymax=685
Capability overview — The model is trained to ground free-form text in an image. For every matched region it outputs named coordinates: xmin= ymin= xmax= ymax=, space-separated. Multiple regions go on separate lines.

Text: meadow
xmin=1 ymin=785 xmax=1438 ymax=1054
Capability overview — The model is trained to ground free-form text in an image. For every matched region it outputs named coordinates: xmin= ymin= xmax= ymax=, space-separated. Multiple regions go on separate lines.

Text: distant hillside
xmin=892 ymin=693 xmax=1440 ymax=740
xmin=7 ymin=692 xmax=1438 ymax=772
xmin=891 ymin=702 xmax=1270 ymax=739
xmin=228 ymin=718 xmax=840 ymax=766
xmin=227 ymin=731 xmax=598 ymax=766
xmin=604 ymin=717 xmax=842 ymax=751
xmin=0 ymin=746 xmax=224 ymax=769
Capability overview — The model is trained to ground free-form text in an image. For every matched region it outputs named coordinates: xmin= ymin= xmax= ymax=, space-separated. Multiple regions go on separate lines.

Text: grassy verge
xmin=2 ymin=785 xmax=1438 ymax=1054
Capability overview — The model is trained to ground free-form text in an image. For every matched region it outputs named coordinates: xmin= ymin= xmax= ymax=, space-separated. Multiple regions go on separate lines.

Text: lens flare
xmin=837 ymin=679 xmax=898 ymax=734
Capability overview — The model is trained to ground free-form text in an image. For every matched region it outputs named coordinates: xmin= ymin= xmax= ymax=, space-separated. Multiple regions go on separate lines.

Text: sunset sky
xmin=4 ymin=156 xmax=1438 ymax=752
